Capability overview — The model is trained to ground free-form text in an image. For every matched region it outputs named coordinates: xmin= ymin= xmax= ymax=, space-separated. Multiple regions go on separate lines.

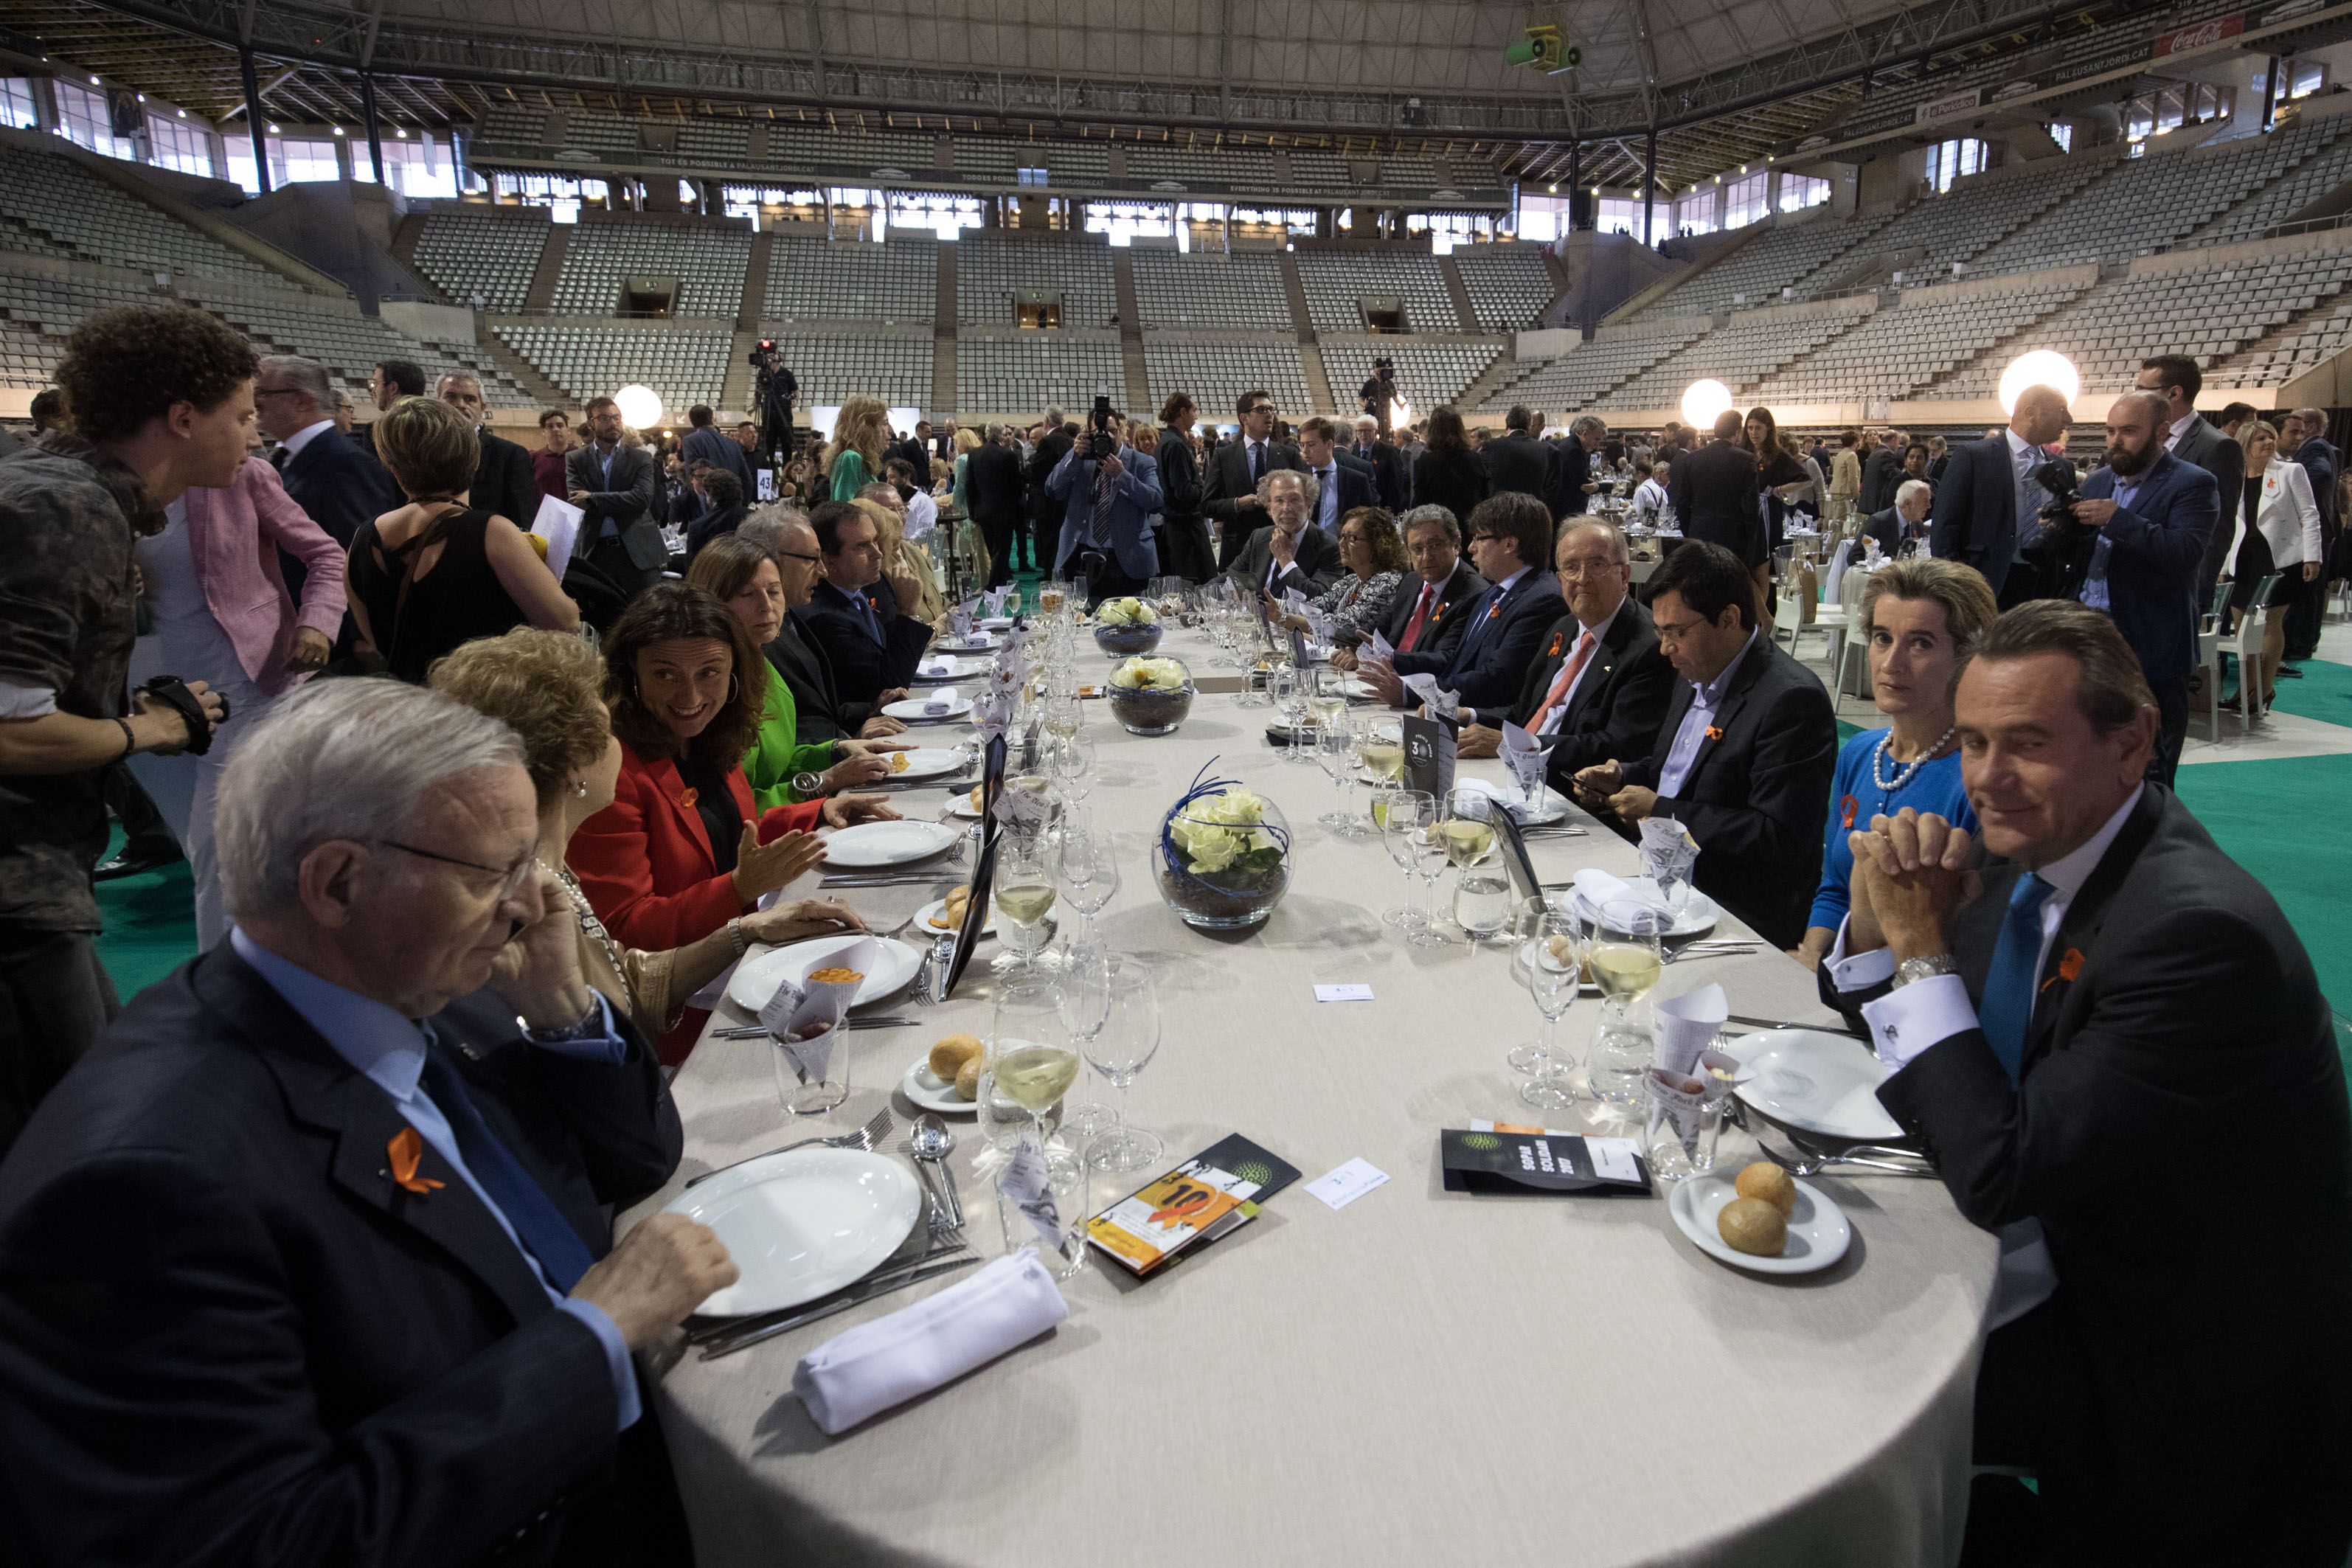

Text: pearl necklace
xmin=1870 ymin=724 xmax=1957 ymax=794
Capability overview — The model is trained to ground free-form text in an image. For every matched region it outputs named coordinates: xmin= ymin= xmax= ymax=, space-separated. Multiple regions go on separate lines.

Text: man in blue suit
xmin=256 ymin=353 xmax=395 ymax=548
xmin=1047 ymin=412 xmax=1165 ymax=606
xmin=1361 ymin=491 xmax=1563 ymax=712
xmin=2071 ymin=390 xmax=2219 ymax=785
xmin=1932 ymin=384 xmax=2072 ymax=603
xmin=681 ymin=402 xmax=754 ymax=502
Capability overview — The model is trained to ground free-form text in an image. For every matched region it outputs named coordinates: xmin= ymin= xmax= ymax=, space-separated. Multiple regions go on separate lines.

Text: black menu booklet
xmin=1440 ymin=1127 xmax=1651 ymax=1196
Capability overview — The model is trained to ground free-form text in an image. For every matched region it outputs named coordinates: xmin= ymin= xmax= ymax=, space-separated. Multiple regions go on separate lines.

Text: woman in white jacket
xmin=2225 ymin=420 xmax=2323 ymax=708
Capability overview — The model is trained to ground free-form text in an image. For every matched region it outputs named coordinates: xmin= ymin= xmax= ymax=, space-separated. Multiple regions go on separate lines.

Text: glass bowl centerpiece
xmin=1154 ymin=766 xmax=1292 ymax=932
xmin=1092 ymin=594 xmax=1164 ymax=656
xmin=1106 ymin=654 xmax=1195 ymax=736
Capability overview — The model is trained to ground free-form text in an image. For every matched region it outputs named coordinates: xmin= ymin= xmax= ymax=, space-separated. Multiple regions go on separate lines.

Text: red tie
xmin=1399 ymin=583 xmax=1437 ymax=651
xmin=1535 ymin=631 xmax=1597 ymax=734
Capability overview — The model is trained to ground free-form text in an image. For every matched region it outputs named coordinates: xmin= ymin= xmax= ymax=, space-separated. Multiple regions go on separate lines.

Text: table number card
xmin=1401 ymin=713 xmax=1445 ymax=797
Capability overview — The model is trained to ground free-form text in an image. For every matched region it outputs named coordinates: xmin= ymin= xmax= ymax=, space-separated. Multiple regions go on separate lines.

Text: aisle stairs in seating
xmin=1436 ymin=254 xmax=1480 ymax=333
xmin=1111 ymin=252 xmax=1150 ymax=412
xmin=933 ymin=244 xmax=957 ymax=415
xmin=523 ymin=226 xmax=569 ymax=312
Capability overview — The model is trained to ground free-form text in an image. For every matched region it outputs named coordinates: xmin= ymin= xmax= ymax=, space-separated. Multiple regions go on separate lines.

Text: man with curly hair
xmin=0 ymin=304 xmax=250 ymax=1154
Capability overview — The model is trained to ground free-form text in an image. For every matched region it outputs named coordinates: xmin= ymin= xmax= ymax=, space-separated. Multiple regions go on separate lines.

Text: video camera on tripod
xmin=747 ymin=339 xmax=797 ymax=458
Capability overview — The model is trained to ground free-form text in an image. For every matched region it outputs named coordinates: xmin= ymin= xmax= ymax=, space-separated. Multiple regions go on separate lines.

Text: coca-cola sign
xmin=2152 ymin=12 xmax=2245 ymax=59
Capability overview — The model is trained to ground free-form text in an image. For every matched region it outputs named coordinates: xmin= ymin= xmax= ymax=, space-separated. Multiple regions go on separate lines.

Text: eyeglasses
xmin=1555 ymin=558 xmax=1626 ymax=580
xmin=378 ymin=839 xmax=538 ymax=899
xmin=1651 ymin=617 xmax=1707 ymax=645
xmin=776 ymin=549 xmax=823 ymax=565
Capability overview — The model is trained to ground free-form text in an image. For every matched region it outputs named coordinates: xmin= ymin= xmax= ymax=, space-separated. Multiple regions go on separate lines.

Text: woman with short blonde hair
xmin=2224 ymin=417 xmax=2324 ymax=707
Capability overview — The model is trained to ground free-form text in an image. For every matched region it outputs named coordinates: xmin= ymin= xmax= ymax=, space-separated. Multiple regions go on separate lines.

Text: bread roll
xmin=1734 ymin=1162 xmax=1797 ymax=1217
xmin=1717 ymin=1197 xmax=1787 ymax=1257
xmin=928 ymin=1033 xmax=982 ymax=1080
xmin=954 ymin=1053 xmax=982 ymax=1100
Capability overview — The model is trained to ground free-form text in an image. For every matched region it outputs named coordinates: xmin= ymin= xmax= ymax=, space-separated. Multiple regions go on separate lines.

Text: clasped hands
xmin=1845 ymin=807 xmax=1980 ymax=963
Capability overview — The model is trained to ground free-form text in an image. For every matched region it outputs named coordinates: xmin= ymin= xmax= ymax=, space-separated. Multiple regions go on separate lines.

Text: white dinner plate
xmin=666 ymin=1147 xmax=922 ymax=1315
xmin=946 ymin=791 xmax=987 ymax=820
xmin=1716 ymin=1029 xmax=1905 ymax=1143
xmin=725 ymin=934 xmax=926 ymax=1014
xmin=883 ymin=695 xmax=974 ymax=722
xmin=899 ymin=1058 xmax=979 ymax=1116
xmin=936 ymin=633 xmax=1000 ymax=653
xmin=823 ymin=819 xmax=962 ymax=868
xmin=1573 ymin=879 xmax=1721 ymax=938
xmin=1668 ymin=1173 xmax=1851 ymax=1276
xmin=910 ymin=657 xmax=984 ymax=682
xmin=912 ymin=894 xmax=995 ymax=939
xmin=878 ymin=747 xmax=966 ymax=783
xmin=1452 ymin=776 xmax=1571 ymax=825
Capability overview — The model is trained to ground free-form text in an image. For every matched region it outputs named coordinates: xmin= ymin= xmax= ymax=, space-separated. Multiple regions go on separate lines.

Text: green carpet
xmin=2269 ymin=656 xmax=2352 ymax=726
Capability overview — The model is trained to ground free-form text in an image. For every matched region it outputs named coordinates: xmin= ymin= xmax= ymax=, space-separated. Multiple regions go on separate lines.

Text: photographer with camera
xmin=1932 ymin=384 xmax=2073 ymax=603
xmin=1045 ymin=396 xmax=1164 ymax=606
xmin=746 ymin=340 xmax=797 ymax=465
xmin=1360 ymin=357 xmax=1400 ymax=437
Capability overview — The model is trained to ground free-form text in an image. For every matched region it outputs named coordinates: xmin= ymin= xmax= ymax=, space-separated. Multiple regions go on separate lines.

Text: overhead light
xmin=1999 ymin=350 xmax=2078 ymax=414
xmin=395 ymin=126 xmax=407 ymax=138
xmin=1547 ymin=182 xmax=1557 ymax=192
xmin=614 ymin=384 xmax=662 ymax=429
xmin=87 ymin=74 xmax=99 ymax=85
xmin=267 ymin=123 xmax=280 ymax=133
xmin=176 ymin=109 xmax=185 ymax=119
xmin=331 ymin=125 xmax=344 ymax=136
xmin=134 ymin=93 xmax=144 ymax=103
xmin=1680 ymin=379 xmax=1734 ymax=428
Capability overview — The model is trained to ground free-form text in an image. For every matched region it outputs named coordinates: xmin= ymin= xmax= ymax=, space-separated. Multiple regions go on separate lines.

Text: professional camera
xmin=1075 ymin=390 xmax=1118 ymax=459
xmin=2025 ymin=457 xmax=2099 ymax=595
xmin=747 ymin=339 xmax=798 ymax=457
xmin=1359 ymin=358 xmax=1399 ymax=433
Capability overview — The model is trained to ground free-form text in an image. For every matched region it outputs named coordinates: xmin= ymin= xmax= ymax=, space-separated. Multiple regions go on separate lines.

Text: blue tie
xmin=1976 ymin=873 xmax=2055 ymax=1083
xmin=417 ymin=1044 xmax=597 ymax=1292
xmin=858 ymin=591 xmax=886 ymax=645
xmin=1455 ymin=585 xmax=1503 ymax=658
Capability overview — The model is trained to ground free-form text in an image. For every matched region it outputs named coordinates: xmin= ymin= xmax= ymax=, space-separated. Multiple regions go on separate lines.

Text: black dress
xmin=1412 ymin=447 xmax=1490 ymax=528
xmin=2227 ymin=476 xmax=2280 ymax=614
xmin=349 ymin=505 xmax=532 ymax=683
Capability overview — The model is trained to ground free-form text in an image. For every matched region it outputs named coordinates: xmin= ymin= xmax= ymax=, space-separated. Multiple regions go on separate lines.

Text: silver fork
xmin=1662 ymin=942 xmax=1758 ymax=965
xmin=683 ymin=1107 xmax=894 ymax=1188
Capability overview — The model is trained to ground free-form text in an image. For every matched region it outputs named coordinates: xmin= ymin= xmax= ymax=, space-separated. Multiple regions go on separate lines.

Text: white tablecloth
xmin=623 ymin=627 xmax=1998 ymax=1568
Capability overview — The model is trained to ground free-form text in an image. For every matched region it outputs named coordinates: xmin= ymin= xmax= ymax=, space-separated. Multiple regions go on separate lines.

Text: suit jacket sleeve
xmin=569 ymin=450 xmax=656 ymax=525
xmin=246 ymin=458 xmax=348 ymax=637
xmin=1200 ymin=446 xmax=1243 ymax=527
xmin=1878 ymin=906 xmax=2289 ymax=1233
xmin=1120 ymin=450 xmax=1164 ymax=513
xmin=1929 ymin=444 xmax=1982 ymax=568
xmin=1441 ymin=591 xmax=1556 ymax=710
xmin=565 ymin=770 xmax=746 ymax=951
xmin=1649 ymin=676 xmax=1838 ymax=885
xmin=2192 ymin=439 xmax=2244 ymax=591
xmin=2110 ymin=465 xmax=2220 ymax=577
xmin=482 ymin=437 xmax=535 ymax=527
xmin=1157 ymin=436 xmax=1203 ymax=516
xmin=294 ymin=445 xmax=389 ymax=549
xmin=0 ymin=1153 xmax=618 ymax=1567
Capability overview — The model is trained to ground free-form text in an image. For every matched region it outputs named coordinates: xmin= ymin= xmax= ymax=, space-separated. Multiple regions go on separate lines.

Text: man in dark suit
xmin=760 ymin=511 xmax=907 ymax=742
xmin=1670 ymin=411 xmax=1764 ymax=566
xmin=1294 ymin=416 xmax=1378 ymax=537
xmin=435 ymin=372 xmax=538 ymax=528
xmin=1858 ymin=428 xmax=1907 ymax=515
xmin=1201 ymin=389 xmax=1303 ymax=572
xmin=1331 ymin=504 xmax=1484 ymax=670
xmin=684 ymin=469 xmax=749 ymax=558
xmin=2132 ymin=356 xmax=2242 ymax=603
xmin=1227 ymin=468 xmax=1343 ymax=599
xmin=1544 ymin=415 xmax=1603 ymax=521
xmin=1931 ymin=384 xmax=2072 ymax=601
xmin=1022 ymin=409 xmax=1075 ymax=574
xmin=2282 ymin=405 xmax=2338 ymax=661
xmin=0 ymin=679 xmax=734 ymax=1567
xmin=681 ymin=402 xmax=755 ymax=498
xmin=1457 ymin=518 xmax=1675 ymax=791
xmin=966 ymin=423 xmax=1028 ymax=590
xmin=1572 ymin=539 xmax=1837 ymax=948
xmin=900 ymin=422 xmax=935 ymax=492
xmin=1859 ymin=479 xmax=1935 ymax=561
xmin=794 ymin=499 xmax=931 ymax=715
xmin=1482 ymin=405 xmax=1555 ymax=504
xmin=565 ymin=395 xmax=665 ymax=594
xmin=1350 ymin=414 xmax=1407 ymax=512
xmin=1819 ymin=601 xmax=2352 ymax=1567
xmin=2068 ymin=392 xmax=2218 ymax=786
xmin=1362 ymin=492 xmax=1562 ymax=712
xmin=256 ymin=353 xmax=396 ymax=547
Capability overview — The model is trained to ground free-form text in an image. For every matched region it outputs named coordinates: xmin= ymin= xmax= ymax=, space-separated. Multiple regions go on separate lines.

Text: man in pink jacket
xmin=126 ymin=446 xmax=346 ymax=946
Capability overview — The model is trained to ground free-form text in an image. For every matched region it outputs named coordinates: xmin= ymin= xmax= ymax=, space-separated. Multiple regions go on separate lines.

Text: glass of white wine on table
xmin=1359 ymin=722 xmax=1406 ymax=791
xmin=1586 ymin=900 xmax=1667 ymax=1111
xmin=1519 ymin=908 xmax=1585 ymax=1112
xmin=1443 ymin=790 xmax=1509 ymax=946
xmin=993 ymin=838 xmax=1059 ymax=975
xmin=988 ymin=975 xmax=1089 ymax=1275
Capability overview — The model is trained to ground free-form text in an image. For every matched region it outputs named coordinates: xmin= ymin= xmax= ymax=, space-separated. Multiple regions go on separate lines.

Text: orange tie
xmin=1535 ymin=631 xmax=1597 ymax=733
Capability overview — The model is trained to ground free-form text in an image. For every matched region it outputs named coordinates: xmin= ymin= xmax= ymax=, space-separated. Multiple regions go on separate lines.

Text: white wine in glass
xmin=994 ymin=881 xmax=1058 ymax=924
xmin=1587 ymin=940 xmax=1663 ymax=1003
xmin=1440 ymin=818 xmax=1495 ymax=868
xmin=1361 ymin=737 xmax=1405 ymax=782
xmin=993 ymin=1042 xmax=1080 ymax=1111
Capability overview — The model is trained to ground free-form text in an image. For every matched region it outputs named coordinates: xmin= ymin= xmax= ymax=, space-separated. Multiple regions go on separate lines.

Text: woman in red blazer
xmin=569 ymin=583 xmax=900 ymax=1061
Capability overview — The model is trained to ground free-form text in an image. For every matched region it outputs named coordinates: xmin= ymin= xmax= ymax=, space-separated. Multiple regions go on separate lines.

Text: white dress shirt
xmin=903 ymin=488 xmax=939 ymax=541
xmin=1656 ymin=628 xmax=1757 ymax=798
xmin=277 ymin=418 xmax=337 ymax=465
xmin=1533 ymin=616 xmax=1611 ymax=735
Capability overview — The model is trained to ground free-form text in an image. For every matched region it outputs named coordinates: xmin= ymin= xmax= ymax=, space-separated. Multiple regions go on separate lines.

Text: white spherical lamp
xmin=1998 ymin=351 xmax=2078 ymax=415
xmin=1679 ymin=378 xmax=1734 ymax=429
xmin=614 ymin=383 xmax=663 ymax=431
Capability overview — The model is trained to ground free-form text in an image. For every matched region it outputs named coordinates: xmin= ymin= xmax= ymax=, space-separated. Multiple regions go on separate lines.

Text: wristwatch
xmin=521 ymin=996 xmax=604 ymax=1044
xmin=1893 ymin=954 xmax=1961 ymax=988
xmin=793 ymin=770 xmax=826 ymax=798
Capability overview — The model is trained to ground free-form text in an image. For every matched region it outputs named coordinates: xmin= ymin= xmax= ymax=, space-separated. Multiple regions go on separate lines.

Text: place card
xmin=1305 ymin=1158 xmax=1390 ymax=1210
xmin=1086 ymin=1134 xmax=1300 ymax=1277
xmin=1313 ymin=983 xmax=1374 ymax=1002
xmin=1439 ymin=1128 xmax=1651 ymax=1196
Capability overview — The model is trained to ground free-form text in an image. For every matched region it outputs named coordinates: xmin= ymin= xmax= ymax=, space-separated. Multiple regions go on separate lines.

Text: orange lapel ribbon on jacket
xmin=1704 ymin=724 xmax=1725 ymax=742
xmin=1839 ymin=793 xmax=1859 ymax=829
xmin=2039 ymin=948 xmax=2085 ymax=993
xmin=679 ymin=786 xmax=699 ymax=809
xmin=387 ymin=1127 xmax=444 ymax=1195
xmin=1545 ymin=631 xmax=1564 ymax=659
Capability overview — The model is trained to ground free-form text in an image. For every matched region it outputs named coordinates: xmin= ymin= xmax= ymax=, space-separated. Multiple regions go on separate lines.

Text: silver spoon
xmin=911 ymin=1113 xmax=962 ymax=1227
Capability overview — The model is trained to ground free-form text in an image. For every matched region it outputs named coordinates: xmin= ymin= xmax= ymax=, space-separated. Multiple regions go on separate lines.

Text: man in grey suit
xmin=564 ymin=396 xmax=664 ymax=593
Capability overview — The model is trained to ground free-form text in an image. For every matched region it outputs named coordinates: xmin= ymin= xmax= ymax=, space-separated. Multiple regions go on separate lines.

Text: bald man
xmin=1932 ymin=384 xmax=2074 ymax=603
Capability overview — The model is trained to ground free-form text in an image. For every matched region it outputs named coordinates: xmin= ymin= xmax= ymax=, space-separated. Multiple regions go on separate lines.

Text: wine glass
xmin=1505 ymin=895 xmax=1578 ymax=1072
xmin=1315 ymin=715 xmax=1364 ymax=835
xmin=1050 ymin=732 xmax=1095 ymax=808
xmin=1055 ymin=943 xmax=1117 ymax=1141
xmin=980 ymin=973 xmax=1062 ymax=1152
xmin=1407 ymin=803 xmax=1455 ymax=948
xmin=1268 ymin=665 xmax=1308 ymax=758
xmin=1519 ymin=909 xmax=1583 ymax=1112
xmin=1054 ymin=814 xmax=1120 ymax=944
xmin=992 ymin=839 xmax=1058 ymax=974
xmin=1043 ymin=692 xmax=1082 ymax=743
xmin=1083 ymin=961 xmax=1164 ymax=1174
xmin=1589 ymin=899 xmax=1666 ymax=1016
xmin=1305 ymin=664 xmax=1348 ymax=732
xmin=1359 ymin=721 xmax=1406 ymax=791
xmin=1376 ymin=787 xmax=1434 ymax=930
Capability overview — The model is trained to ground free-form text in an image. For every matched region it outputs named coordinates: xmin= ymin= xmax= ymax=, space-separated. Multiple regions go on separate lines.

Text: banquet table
xmin=621 ymin=625 xmax=1999 ymax=1568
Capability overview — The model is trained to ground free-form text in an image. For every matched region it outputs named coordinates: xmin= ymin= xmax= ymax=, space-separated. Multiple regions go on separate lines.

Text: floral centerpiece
xmin=1092 ymin=595 xmax=1164 ymax=656
xmin=1106 ymin=653 xmax=1195 ymax=736
xmin=1154 ymin=763 xmax=1292 ymax=931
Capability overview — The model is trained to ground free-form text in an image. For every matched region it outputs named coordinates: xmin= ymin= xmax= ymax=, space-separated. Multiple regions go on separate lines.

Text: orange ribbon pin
xmin=1546 ymin=632 xmax=1564 ymax=658
xmin=1705 ymin=725 xmax=1725 ymax=741
xmin=387 ymin=1128 xmax=444 ymax=1195
xmin=2040 ymin=948 xmax=2085 ymax=993
xmin=679 ymin=787 xmax=700 ymax=809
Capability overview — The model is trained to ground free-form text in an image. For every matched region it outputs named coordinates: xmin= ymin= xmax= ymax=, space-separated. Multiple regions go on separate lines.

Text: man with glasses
xmin=1571 ymin=539 xmax=1836 ymax=948
xmin=564 ymin=395 xmax=664 ymax=593
xmin=752 ymin=508 xmax=909 ymax=744
xmin=1456 ymin=518 xmax=1675 ymax=792
xmin=437 ymin=372 xmax=538 ymax=537
xmin=1226 ymin=469 xmax=1341 ymax=600
xmin=794 ymin=499 xmax=931 ymax=719
xmin=0 ymin=678 xmax=731 ymax=1565
xmin=1331 ymin=505 xmax=1483 ymax=674
xmin=1203 ymin=389 xmax=1302 ymax=573
xmin=1359 ymin=491 xmax=1561 ymax=712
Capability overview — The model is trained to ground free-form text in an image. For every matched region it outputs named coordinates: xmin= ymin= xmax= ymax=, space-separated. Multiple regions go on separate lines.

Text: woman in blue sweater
xmin=1794 ymin=558 xmax=2000 ymax=967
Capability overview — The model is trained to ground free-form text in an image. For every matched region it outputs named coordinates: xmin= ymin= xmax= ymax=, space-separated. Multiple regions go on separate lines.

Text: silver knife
xmin=698 ymin=1256 xmax=982 ymax=1360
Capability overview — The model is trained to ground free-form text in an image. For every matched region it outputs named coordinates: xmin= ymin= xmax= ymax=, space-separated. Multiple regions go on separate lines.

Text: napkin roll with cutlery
xmin=793 ymin=1248 xmax=1068 ymax=1435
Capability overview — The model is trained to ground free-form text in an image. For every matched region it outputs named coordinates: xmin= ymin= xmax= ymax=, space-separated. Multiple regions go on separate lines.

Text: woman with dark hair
xmin=1412 ymin=406 xmax=1489 ymax=527
xmin=1742 ymin=407 xmax=1811 ymax=547
xmin=568 ymin=585 xmax=898 ymax=1041
xmin=1156 ymin=392 xmax=1212 ymax=583
xmin=684 ymin=534 xmax=901 ymax=809
xmin=1281 ymin=506 xmax=1409 ymax=647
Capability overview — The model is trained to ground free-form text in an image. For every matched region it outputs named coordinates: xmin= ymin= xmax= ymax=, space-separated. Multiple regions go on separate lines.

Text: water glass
xmin=1376 ymin=788 xmax=1435 ymax=930
xmin=1269 ymin=667 xmax=1308 ymax=758
xmin=1083 ymin=961 xmax=1165 ymax=1174
xmin=980 ymin=974 xmax=1062 ymax=1151
xmin=772 ymin=1021 xmax=850 ymax=1117
xmin=1586 ymin=1009 xmax=1652 ymax=1111
xmin=1643 ymin=1088 xmax=1728 ymax=1182
xmin=1519 ymin=909 xmax=1583 ymax=1111
xmin=1453 ymin=866 xmax=1513 ymax=946
xmin=1408 ymin=810 xmax=1454 ymax=948
xmin=1055 ymin=815 xmax=1120 ymax=942
xmin=1317 ymin=717 xmax=1365 ymax=835
xmin=1055 ymin=943 xmax=1117 ymax=1139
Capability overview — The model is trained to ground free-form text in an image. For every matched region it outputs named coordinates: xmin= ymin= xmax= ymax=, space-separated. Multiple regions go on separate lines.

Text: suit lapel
xmin=195 ymin=951 xmax=555 ymax=1330
xmin=2021 ymin=788 xmax=2165 ymax=1069
xmin=1673 ymin=637 xmax=1769 ymax=787
xmin=642 ymin=753 xmax=718 ymax=872
xmin=1562 ymin=602 xmax=1640 ymax=726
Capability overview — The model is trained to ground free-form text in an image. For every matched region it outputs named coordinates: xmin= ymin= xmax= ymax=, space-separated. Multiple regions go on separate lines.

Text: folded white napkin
xmin=1499 ymin=721 xmax=1554 ymax=798
xmin=1365 ymin=628 xmax=1396 ymax=665
xmin=793 ymin=1248 xmax=1069 ymax=1435
xmin=923 ymin=686 xmax=961 ymax=716
xmin=1572 ymin=867 xmax=1667 ymax=916
xmin=1401 ymin=673 xmax=1460 ymax=721
xmin=1651 ymin=982 xmax=1727 ymax=1078
xmin=1638 ymin=818 xmax=1699 ymax=887
xmin=917 ymin=655 xmax=956 ymax=678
